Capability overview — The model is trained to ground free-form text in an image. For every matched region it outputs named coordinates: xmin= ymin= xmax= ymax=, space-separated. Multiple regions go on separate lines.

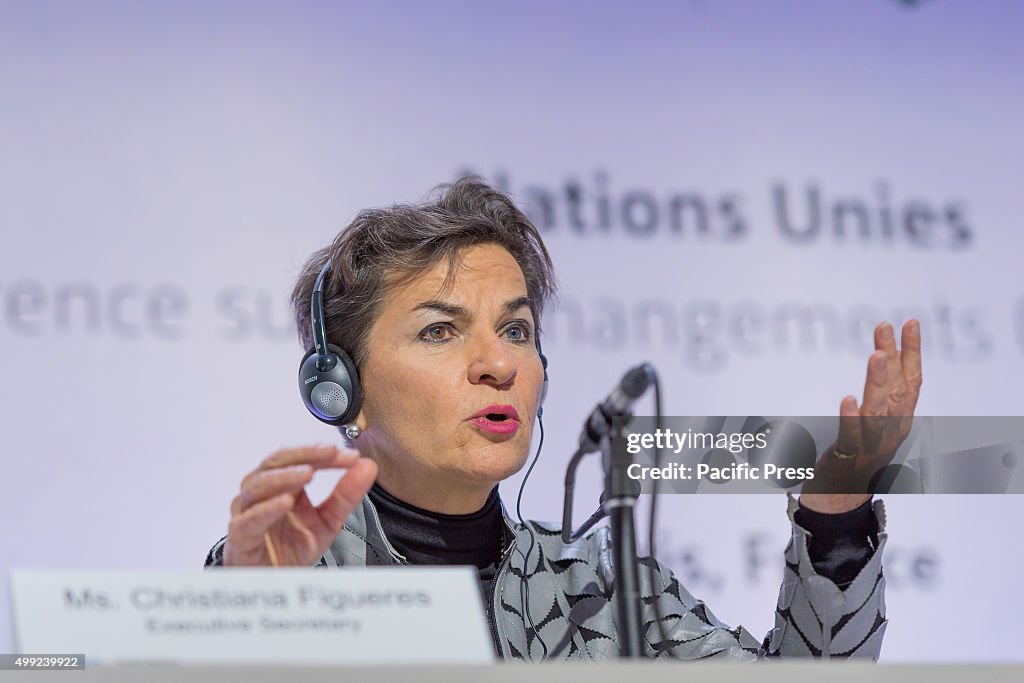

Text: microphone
xmin=564 ymin=362 xmax=654 ymax=543
xmin=578 ymin=363 xmax=654 ymax=454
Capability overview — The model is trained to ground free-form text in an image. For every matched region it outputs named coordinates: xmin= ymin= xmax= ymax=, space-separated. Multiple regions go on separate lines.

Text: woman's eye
xmin=505 ymin=323 xmax=531 ymax=343
xmin=420 ymin=324 xmax=453 ymax=343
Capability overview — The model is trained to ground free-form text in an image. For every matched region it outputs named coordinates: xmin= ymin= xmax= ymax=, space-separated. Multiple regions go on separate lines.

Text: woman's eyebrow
xmin=503 ymin=296 xmax=531 ymax=316
xmin=413 ymin=300 xmax=468 ymax=318
xmin=411 ymin=296 xmax=531 ymax=318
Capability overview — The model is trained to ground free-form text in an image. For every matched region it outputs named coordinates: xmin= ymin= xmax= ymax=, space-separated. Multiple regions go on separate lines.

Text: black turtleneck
xmin=366 ymin=483 xmax=508 ymax=656
xmin=367 ymin=482 xmax=507 ymax=567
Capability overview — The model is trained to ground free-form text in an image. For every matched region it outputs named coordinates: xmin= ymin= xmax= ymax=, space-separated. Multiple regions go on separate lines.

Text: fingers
xmin=316 ymin=457 xmax=379 ymax=533
xmin=833 ymin=320 xmax=924 ymax=471
xmin=875 ymin=322 xmax=910 ymax=411
xmin=227 ymin=492 xmax=296 ymax=553
xmin=235 ymin=465 xmax=314 ymax=514
xmin=226 ymin=444 xmax=370 ymax=566
xmin=860 ymin=350 xmax=888 ymax=448
xmin=900 ymin=319 xmax=923 ymax=412
xmin=238 ymin=445 xmax=361 ymax=506
xmin=861 ymin=350 xmax=888 ymax=416
xmin=259 ymin=444 xmax=348 ymax=470
xmin=835 ymin=395 xmax=863 ymax=456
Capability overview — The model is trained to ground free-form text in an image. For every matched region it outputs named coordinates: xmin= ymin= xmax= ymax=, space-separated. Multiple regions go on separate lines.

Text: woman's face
xmin=354 ymin=243 xmax=546 ymax=510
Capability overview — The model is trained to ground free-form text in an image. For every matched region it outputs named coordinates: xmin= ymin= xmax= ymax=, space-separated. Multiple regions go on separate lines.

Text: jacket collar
xmin=346 ymin=490 xmax=520 ymax=566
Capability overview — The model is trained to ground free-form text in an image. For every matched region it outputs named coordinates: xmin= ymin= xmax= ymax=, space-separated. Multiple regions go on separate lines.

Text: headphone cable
xmin=515 ymin=414 xmax=550 ymax=660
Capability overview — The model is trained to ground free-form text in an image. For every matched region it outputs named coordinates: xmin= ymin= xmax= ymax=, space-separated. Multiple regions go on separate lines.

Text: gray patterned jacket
xmin=206 ymin=494 xmax=887 ymax=661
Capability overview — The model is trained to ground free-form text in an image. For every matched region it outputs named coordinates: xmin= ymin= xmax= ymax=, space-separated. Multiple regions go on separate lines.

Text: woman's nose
xmin=467 ymin=337 xmax=517 ymax=388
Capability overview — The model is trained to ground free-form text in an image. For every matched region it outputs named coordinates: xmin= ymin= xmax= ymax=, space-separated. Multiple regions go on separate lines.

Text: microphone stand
xmin=562 ymin=421 xmax=644 ymax=658
xmin=603 ymin=422 xmax=644 ymax=658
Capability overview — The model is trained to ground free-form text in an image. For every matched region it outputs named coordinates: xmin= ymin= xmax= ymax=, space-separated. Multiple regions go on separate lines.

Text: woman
xmin=205 ymin=177 xmax=922 ymax=661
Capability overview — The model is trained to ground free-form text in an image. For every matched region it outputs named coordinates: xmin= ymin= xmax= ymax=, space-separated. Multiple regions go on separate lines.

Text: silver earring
xmin=345 ymin=424 xmax=361 ymax=440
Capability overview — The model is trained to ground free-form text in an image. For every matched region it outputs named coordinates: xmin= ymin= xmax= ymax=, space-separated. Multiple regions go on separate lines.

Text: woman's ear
xmin=340 ymin=409 xmax=369 ymax=443
xmin=353 ymin=408 xmax=369 ymax=433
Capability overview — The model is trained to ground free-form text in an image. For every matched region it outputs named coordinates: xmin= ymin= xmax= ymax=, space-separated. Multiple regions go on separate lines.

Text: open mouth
xmin=470 ymin=405 xmax=521 ymax=435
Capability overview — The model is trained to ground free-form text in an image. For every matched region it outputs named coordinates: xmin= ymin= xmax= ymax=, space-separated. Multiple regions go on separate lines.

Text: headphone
xmin=299 ymin=258 xmax=549 ymax=426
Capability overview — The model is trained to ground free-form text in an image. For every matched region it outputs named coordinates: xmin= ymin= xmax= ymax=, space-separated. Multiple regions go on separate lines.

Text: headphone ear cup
xmin=298 ymin=343 xmax=363 ymax=426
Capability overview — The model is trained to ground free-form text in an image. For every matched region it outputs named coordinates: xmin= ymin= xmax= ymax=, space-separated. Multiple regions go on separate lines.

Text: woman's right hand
xmin=223 ymin=444 xmax=378 ymax=567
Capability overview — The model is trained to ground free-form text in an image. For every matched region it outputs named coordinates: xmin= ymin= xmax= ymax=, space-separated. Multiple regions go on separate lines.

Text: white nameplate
xmin=10 ymin=567 xmax=494 ymax=666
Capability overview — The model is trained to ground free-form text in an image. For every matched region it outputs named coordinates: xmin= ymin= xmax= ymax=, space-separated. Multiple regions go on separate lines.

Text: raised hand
xmin=800 ymin=320 xmax=923 ymax=513
xmin=223 ymin=445 xmax=378 ymax=566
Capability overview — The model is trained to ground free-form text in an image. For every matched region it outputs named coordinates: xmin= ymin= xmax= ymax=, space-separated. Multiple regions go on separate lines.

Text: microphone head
xmin=621 ymin=363 xmax=653 ymax=398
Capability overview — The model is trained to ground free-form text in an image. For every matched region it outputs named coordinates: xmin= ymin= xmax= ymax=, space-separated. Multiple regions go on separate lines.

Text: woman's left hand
xmin=800 ymin=320 xmax=923 ymax=513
